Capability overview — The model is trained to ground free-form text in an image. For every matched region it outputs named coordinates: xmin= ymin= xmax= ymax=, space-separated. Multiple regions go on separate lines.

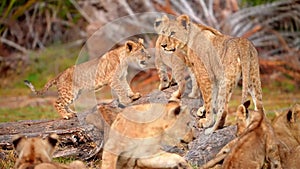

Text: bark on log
xmin=0 ymin=85 xmax=236 ymax=166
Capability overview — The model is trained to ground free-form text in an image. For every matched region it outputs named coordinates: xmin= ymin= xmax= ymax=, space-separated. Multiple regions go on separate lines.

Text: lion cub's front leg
xmin=54 ymin=86 xmax=78 ymax=119
xmin=111 ymin=66 xmax=141 ymax=105
xmin=156 ymin=50 xmax=171 ymax=91
xmin=187 ymin=67 xmax=200 ymax=98
xmin=137 ymin=151 xmax=192 ymax=169
xmin=169 ymin=54 xmax=187 ymax=101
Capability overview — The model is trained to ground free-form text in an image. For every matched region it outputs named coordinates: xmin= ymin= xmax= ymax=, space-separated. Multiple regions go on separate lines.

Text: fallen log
xmin=0 ymin=85 xmax=236 ymax=167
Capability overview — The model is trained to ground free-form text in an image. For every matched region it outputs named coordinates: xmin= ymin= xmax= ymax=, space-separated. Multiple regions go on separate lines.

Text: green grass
xmin=0 ymin=105 xmax=59 ymax=122
xmin=0 ymin=150 xmax=15 ymax=169
xmin=53 ymin=156 xmax=77 ymax=164
xmin=0 ymin=43 xmax=80 ymax=97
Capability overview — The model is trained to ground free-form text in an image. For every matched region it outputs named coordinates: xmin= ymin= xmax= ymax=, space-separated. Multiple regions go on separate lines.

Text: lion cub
xmin=201 ymin=101 xmax=281 ymax=169
xmin=101 ymin=101 xmax=194 ymax=169
xmin=272 ymin=104 xmax=300 ymax=169
xmin=13 ymin=134 xmax=86 ymax=169
xmin=200 ymin=101 xmax=251 ymax=169
xmin=155 ymin=34 xmax=199 ymax=99
xmin=154 ymin=14 xmax=263 ymax=134
xmin=222 ymin=101 xmax=281 ymax=169
xmin=25 ymin=39 xmax=151 ymax=119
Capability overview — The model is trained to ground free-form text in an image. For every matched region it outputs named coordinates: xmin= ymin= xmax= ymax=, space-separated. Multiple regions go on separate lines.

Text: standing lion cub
xmin=12 ymin=134 xmax=86 ymax=169
xmin=25 ymin=39 xmax=151 ymax=119
xmin=154 ymin=15 xmax=263 ymax=134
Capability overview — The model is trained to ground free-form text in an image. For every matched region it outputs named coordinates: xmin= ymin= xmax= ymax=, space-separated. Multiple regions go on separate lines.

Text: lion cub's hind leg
xmin=187 ymin=68 xmax=200 ymax=98
xmin=54 ymin=97 xmax=76 ymax=119
xmin=169 ymin=57 xmax=187 ymax=102
xmin=54 ymin=87 xmax=80 ymax=119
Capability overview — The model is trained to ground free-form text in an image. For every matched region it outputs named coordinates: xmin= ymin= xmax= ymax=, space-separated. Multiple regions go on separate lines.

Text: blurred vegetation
xmin=0 ymin=0 xmax=85 ymax=51
xmin=0 ymin=43 xmax=80 ymax=96
xmin=0 ymin=105 xmax=58 ymax=122
xmin=240 ymin=0 xmax=279 ymax=7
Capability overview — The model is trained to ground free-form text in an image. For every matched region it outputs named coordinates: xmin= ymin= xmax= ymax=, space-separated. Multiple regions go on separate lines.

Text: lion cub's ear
xmin=12 ymin=135 xmax=26 ymax=154
xmin=154 ymin=15 xmax=169 ymax=31
xmin=125 ymin=41 xmax=135 ymax=53
xmin=237 ymin=105 xmax=246 ymax=120
xmin=287 ymin=109 xmax=293 ymax=122
xmin=138 ymin=38 xmax=144 ymax=45
xmin=243 ymin=100 xmax=251 ymax=109
xmin=287 ymin=104 xmax=300 ymax=123
xmin=176 ymin=14 xmax=190 ymax=30
xmin=46 ymin=134 xmax=59 ymax=148
xmin=236 ymin=101 xmax=251 ymax=121
xmin=167 ymin=100 xmax=182 ymax=117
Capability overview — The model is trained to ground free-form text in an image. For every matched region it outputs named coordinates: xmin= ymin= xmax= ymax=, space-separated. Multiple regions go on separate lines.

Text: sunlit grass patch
xmin=0 ymin=105 xmax=59 ymax=122
xmin=0 ymin=44 xmax=80 ymax=97
xmin=0 ymin=150 xmax=15 ymax=169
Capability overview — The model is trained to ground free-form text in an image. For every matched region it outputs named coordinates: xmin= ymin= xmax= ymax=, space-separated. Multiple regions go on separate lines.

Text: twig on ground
xmin=0 ymin=37 xmax=28 ymax=54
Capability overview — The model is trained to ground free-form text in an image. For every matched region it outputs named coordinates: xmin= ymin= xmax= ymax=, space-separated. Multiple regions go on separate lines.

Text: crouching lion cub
xmin=272 ymin=103 xmax=300 ymax=169
xmin=24 ymin=38 xmax=151 ymax=119
xmin=222 ymin=101 xmax=281 ymax=169
xmin=13 ymin=134 xmax=86 ymax=169
xmin=101 ymin=101 xmax=194 ymax=169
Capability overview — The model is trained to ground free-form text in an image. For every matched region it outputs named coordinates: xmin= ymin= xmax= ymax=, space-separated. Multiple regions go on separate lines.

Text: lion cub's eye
xmin=141 ymin=49 xmax=144 ymax=53
xmin=162 ymin=31 xmax=165 ymax=34
xmin=170 ymin=31 xmax=175 ymax=36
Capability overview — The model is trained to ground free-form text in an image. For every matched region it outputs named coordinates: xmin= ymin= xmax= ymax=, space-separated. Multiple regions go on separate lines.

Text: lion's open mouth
xmin=163 ymin=48 xmax=176 ymax=53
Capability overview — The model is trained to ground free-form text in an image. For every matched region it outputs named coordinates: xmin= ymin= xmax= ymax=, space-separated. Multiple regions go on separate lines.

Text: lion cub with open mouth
xmin=13 ymin=134 xmax=86 ymax=169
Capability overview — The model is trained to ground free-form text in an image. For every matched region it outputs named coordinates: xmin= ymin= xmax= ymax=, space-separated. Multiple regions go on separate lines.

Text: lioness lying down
xmin=12 ymin=134 xmax=86 ymax=169
xmin=101 ymin=101 xmax=194 ymax=169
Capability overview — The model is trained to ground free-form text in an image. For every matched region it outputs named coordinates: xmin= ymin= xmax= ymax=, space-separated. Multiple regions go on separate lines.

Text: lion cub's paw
xmin=169 ymin=96 xmax=181 ymax=103
xmin=196 ymin=106 xmax=206 ymax=117
xmin=170 ymin=90 xmax=181 ymax=101
xmin=159 ymin=81 xmax=170 ymax=91
xmin=63 ymin=113 xmax=76 ymax=120
xmin=129 ymin=92 xmax=142 ymax=101
xmin=119 ymin=97 xmax=133 ymax=106
xmin=188 ymin=91 xmax=200 ymax=99
xmin=198 ymin=116 xmax=214 ymax=129
xmin=204 ymin=127 xmax=216 ymax=135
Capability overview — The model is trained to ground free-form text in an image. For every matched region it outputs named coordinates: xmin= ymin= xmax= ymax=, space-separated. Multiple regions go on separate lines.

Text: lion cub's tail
xmin=24 ymin=73 xmax=61 ymax=95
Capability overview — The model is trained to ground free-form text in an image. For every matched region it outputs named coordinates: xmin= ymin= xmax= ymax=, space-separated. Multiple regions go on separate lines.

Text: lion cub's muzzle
xmin=180 ymin=128 xmax=196 ymax=144
xmin=161 ymin=44 xmax=176 ymax=53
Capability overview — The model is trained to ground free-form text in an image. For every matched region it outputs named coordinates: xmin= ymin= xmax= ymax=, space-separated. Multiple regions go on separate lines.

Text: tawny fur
xmin=221 ymin=102 xmax=281 ymax=169
xmin=154 ymin=15 xmax=263 ymax=134
xmin=24 ymin=39 xmax=150 ymax=119
xmin=12 ymin=134 xmax=86 ymax=169
xmin=200 ymin=100 xmax=251 ymax=169
xmin=155 ymin=34 xmax=199 ymax=99
xmin=272 ymin=104 xmax=300 ymax=169
xmin=101 ymin=101 xmax=194 ymax=169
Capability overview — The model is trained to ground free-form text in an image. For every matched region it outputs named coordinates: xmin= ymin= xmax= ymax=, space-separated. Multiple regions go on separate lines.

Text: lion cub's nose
xmin=161 ymin=44 xmax=167 ymax=48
